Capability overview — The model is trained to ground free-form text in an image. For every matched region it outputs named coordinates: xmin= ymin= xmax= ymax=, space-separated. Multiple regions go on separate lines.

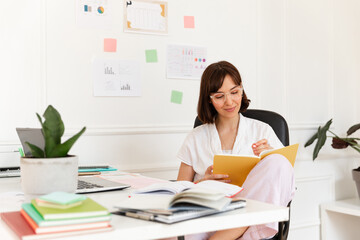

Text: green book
xmin=22 ymin=203 xmax=111 ymax=227
xmin=31 ymin=198 xmax=109 ymax=220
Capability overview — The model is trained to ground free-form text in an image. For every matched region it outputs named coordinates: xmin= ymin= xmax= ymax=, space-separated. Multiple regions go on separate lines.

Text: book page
xmin=170 ymin=189 xmax=231 ymax=211
xmin=194 ymin=180 xmax=243 ymax=197
xmin=134 ymin=181 xmax=194 ymax=195
xmin=115 ymin=194 xmax=173 ymax=211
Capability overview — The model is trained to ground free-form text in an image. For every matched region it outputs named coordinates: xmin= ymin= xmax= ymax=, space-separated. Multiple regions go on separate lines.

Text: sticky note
xmin=171 ymin=90 xmax=183 ymax=104
xmin=145 ymin=49 xmax=158 ymax=63
xmin=104 ymin=38 xmax=117 ymax=52
xmin=39 ymin=192 xmax=87 ymax=205
xmin=184 ymin=16 xmax=195 ymax=28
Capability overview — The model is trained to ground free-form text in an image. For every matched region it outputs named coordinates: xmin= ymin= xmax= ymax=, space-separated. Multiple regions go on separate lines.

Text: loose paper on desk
xmin=213 ymin=143 xmax=299 ymax=187
xmin=98 ymin=172 xmax=168 ymax=189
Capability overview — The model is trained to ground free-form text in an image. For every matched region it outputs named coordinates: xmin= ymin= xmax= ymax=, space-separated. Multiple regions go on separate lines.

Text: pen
xmin=18 ymin=148 xmax=25 ymax=157
xmin=126 ymin=211 xmax=155 ymax=221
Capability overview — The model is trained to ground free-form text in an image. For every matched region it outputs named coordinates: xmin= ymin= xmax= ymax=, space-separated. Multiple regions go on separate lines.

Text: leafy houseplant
xmin=26 ymin=105 xmax=86 ymax=158
xmin=20 ymin=105 xmax=86 ymax=195
xmin=304 ymin=119 xmax=360 ymax=197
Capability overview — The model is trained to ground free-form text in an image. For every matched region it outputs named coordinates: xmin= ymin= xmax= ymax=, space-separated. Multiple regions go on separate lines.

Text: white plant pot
xmin=20 ymin=155 xmax=78 ymax=195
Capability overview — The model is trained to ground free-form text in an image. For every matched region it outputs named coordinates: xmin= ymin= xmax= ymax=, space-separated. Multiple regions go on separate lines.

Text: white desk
xmin=321 ymin=198 xmax=360 ymax=240
xmin=0 ymin=177 xmax=289 ymax=240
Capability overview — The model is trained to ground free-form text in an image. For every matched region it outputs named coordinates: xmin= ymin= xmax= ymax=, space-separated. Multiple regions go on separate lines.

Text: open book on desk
xmin=213 ymin=143 xmax=299 ymax=187
xmin=113 ymin=198 xmax=246 ymax=224
xmin=134 ymin=180 xmax=243 ymax=198
xmin=118 ymin=187 xmax=231 ymax=213
xmin=116 ymin=180 xmax=243 ymax=214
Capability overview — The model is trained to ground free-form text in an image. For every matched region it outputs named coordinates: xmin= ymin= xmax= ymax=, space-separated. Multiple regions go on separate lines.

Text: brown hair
xmin=197 ymin=61 xmax=250 ymax=124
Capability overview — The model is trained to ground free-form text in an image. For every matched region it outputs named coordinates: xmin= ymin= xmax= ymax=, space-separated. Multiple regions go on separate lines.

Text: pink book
xmin=1 ymin=211 xmax=112 ymax=240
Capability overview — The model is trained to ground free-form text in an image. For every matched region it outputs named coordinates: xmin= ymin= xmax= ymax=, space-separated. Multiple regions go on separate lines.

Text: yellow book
xmin=213 ymin=143 xmax=299 ymax=187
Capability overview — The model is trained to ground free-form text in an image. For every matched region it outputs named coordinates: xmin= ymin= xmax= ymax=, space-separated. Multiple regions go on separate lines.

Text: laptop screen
xmin=15 ymin=128 xmax=45 ymax=157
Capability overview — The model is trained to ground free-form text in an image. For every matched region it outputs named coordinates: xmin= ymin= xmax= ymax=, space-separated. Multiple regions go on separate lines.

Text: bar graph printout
xmin=167 ymin=44 xmax=207 ymax=80
xmin=92 ymin=58 xmax=141 ymax=96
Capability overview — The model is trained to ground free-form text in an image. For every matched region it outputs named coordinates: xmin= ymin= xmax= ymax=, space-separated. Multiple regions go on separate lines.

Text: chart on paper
xmin=93 ymin=58 xmax=141 ymax=96
xmin=167 ymin=44 xmax=207 ymax=80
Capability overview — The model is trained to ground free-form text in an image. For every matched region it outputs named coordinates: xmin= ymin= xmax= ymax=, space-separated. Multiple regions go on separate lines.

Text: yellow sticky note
xmin=184 ymin=16 xmax=195 ymax=28
xmin=104 ymin=38 xmax=117 ymax=52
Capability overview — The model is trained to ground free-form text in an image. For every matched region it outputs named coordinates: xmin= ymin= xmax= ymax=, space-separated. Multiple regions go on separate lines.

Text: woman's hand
xmin=196 ymin=165 xmax=231 ymax=183
xmin=252 ymin=139 xmax=273 ymax=156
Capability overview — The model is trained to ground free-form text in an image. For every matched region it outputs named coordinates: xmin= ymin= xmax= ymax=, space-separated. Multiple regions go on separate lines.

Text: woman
xmin=177 ymin=61 xmax=295 ymax=240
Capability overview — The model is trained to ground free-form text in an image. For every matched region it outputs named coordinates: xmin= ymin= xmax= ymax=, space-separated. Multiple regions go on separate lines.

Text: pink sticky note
xmin=184 ymin=16 xmax=195 ymax=28
xmin=104 ymin=38 xmax=117 ymax=52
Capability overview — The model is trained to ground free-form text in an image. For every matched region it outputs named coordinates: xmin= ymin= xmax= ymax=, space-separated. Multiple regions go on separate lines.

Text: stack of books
xmin=1 ymin=192 xmax=112 ymax=239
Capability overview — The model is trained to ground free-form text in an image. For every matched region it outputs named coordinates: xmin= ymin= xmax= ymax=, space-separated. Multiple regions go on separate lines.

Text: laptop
xmin=15 ymin=128 xmax=130 ymax=193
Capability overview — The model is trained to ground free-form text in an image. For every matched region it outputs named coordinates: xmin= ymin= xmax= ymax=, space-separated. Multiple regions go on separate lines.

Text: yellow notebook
xmin=213 ymin=143 xmax=299 ymax=187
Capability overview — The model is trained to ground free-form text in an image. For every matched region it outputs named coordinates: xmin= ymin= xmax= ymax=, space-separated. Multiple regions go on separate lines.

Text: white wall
xmin=1 ymin=0 xmax=360 ymax=239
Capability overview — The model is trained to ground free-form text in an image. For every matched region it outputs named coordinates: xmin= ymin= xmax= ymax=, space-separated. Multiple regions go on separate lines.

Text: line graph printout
xmin=124 ymin=0 xmax=168 ymax=34
xmin=93 ymin=58 xmax=141 ymax=96
xmin=166 ymin=44 xmax=208 ymax=80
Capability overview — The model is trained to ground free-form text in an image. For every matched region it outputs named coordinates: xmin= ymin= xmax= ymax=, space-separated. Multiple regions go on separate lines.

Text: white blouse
xmin=177 ymin=113 xmax=284 ymax=182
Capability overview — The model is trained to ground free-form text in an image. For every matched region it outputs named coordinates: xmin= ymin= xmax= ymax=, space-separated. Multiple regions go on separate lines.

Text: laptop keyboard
xmin=77 ymin=180 xmax=104 ymax=190
xmin=0 ymin=167 xmax=21 ymax=178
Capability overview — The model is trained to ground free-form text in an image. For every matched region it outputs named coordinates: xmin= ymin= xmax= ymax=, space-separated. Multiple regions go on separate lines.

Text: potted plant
xmin=304 ymin=119 xmax=360 ymax=197
xmin=20 ymin=105 xmax=86 ymax=195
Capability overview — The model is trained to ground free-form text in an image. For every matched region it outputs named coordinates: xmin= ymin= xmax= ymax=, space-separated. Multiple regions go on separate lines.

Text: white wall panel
xmin=0 ymin=0 xmax=43 ymax=143
xmin=286 ymin=0 xmax=333 ymax=125
xmin=256 ymin=0 xmax=286 ymax=114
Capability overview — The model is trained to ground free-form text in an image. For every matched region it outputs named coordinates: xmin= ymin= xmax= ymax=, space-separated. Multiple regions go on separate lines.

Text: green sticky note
xmin=145 ymin=49 xmax=158 ymax=63
xmin=171 ymin=90 xmax=183 ymax=104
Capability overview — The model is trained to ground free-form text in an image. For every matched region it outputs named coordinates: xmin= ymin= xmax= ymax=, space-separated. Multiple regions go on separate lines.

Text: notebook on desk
xmin=15 ymin=128 xmax=130 ymax=193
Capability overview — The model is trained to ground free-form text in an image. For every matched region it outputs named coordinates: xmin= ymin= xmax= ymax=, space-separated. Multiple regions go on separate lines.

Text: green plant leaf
xmin=25 ymin=142 xmax=45 ymax=158
xmin=349 ymin=142 xmax=360 ymax=153
xmin=36 ymin=113 xmax=43 ymax=127
xmin=47 ymin=127 xmax=86 ymax=158
xmin=347 ymin=123 xmax=360 ymax=136
xmin=41 ymin=105 xmax=65 ymax=157
xmin=312 ymin=119 xmax=332 ymax=160
xmin=304 ymin=131 xmax=318 ymax=147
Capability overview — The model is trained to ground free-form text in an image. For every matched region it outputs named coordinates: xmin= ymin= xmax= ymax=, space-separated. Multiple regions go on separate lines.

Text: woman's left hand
xmin=252 ymin=139 xmax=273 ymax=156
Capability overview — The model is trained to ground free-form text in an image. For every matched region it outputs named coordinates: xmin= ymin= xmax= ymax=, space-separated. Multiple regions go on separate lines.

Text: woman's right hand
xmin=196 ymin=165 xmax=231 ymax=183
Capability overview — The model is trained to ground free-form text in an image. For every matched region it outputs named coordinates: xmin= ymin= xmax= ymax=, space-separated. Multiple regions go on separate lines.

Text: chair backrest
xmin=193 ymin=109 xmax=291 ymax=240
xmin=193 ymin=109 xmax=289 ymax=146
